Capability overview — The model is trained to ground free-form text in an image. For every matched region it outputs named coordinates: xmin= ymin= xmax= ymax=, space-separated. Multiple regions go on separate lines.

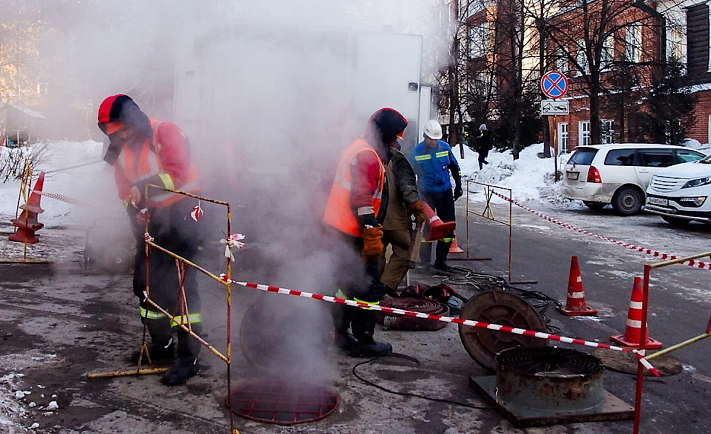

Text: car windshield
xmin=699 ymin=154 xmax=711 ymax=164
xmin=568 ymin=148 xmax=597 ymax=166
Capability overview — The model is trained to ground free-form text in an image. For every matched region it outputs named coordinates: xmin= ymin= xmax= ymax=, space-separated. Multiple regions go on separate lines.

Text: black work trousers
xmin=419 ymin=189 xmax=456 ymax=264
xmin=132 ymin=198 xmax=203 ymax=360
xmin=329 ymin=229 xmax=387 ymax=344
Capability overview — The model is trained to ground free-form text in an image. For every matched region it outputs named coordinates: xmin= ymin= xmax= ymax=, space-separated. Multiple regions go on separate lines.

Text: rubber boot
xmin=349 ymin=308 xmax=392 ymax=358
xmin=161 ymin=326 xmax=201 ymax=386
xmin=332 ymin=306 xmax=356 ymax=352
xmin=433 ymin=242 xmax=452 ymax=271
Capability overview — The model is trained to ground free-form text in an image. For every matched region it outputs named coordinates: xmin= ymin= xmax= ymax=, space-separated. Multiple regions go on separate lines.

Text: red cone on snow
xmin=422 ymin=202 xmax=455 ymax=242
xmin=610 ymin=277 xmax=662 ymax=349
xmin=557 ymin=256 xmax=597 ymax=316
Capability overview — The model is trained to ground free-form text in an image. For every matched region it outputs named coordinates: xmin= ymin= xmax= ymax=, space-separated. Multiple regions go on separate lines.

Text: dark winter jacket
xmin=383 ymin=148 xmax=420 ymax=231
xmin=478 ymin=130 xmax=493 ymax=152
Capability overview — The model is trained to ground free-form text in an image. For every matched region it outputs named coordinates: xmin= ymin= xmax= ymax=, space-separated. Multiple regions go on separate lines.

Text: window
xmin=579 ymin=121 xmax=591 ymax=146
xmin=568 ymin=148 xmax=598 ymax=165
xmin=625 ymin=24 xmax=641 ymax=62
xmin=674 ymin=149 xmax=705 ymax=163
xmin=604 ymin=149 xmax=635 ymax=166
xmin=667 ymin=26 xmax=686 ymax=63
xmin=558 ymin=122 xmax=568 ymax=153
xmin=601 ymin=35 xmax=614 ymax=71
xmin=469 ymin=23 xmax=488 ymax=58
xmin=601 ymin=119 xmax=614 ymax=144
xmin=556 ymin=48 xmax=568 ymax=73
xmin=634 ymin=150 xmax=675 ymax=167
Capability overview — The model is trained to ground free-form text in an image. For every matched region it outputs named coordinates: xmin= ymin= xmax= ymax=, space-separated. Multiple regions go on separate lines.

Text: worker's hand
xmin=361 ymin=225 xmax=384 ymax=261
xmin=454 ymin=185 xmax=463 ymax=201
xmin=411 ymin=201 xmax=426 ymax=227
xmin=135 ymin=210 xmax=150 ymax=227
xmin=130 ymin=185 xmax=142 ymax=206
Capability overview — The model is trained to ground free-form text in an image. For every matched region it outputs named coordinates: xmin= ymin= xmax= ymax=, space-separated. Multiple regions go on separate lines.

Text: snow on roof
xmin=0 ymin=101 xmax=46 ymax=119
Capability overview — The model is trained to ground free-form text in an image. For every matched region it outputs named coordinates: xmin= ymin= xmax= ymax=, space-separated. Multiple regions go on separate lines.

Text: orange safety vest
xmin=116 ymin=120 xmax=199 ymax=208
xmin=323 ymin=139 xmax=385 ymax=237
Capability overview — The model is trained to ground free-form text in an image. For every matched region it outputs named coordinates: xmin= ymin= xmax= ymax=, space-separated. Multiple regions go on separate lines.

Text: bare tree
xmin=543 ymin=0 xmax=687 ymax=145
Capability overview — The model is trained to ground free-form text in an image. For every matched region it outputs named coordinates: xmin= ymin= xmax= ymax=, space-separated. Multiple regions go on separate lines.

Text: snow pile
xmin=0 ymin=373 xmax=34 ymax=433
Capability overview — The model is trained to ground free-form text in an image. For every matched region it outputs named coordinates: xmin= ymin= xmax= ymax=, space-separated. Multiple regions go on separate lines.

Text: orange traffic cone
xmin=422 ymin=202 xmax=455 ymax=242
xmin=9 ymin=172 xmax=45 ymax=244
xmin=610 ymin=277 xmax=662 ymax=349
xmin=449 ymin=230 xmax=464 ymax=253
xmin=557 ymin=256 xmax=597 ymax=316
xmin=21 ymin=171 xmax=45 ymax=214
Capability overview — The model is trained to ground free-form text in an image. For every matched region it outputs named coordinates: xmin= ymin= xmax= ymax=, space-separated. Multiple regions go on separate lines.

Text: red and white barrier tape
xmin=31 ymin=190 xmax=96 ymax=208
xmin=219 ymin=274 xmax=660 ymax=376
xmin=491 ymin=190 xmax=711 ymax=270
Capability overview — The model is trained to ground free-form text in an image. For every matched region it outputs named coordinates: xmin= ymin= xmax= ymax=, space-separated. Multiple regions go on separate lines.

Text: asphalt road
xmin=0 ymin=199 xmax=710 ymax=434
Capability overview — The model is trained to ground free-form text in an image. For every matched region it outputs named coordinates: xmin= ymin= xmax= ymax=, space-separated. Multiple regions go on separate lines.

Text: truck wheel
xmin=612 ymin=187 xmax=643 ymax=216
xmin=661 ymin=216 xmax=690 ymax=227
xmin=583 ymin=201 xmax=606 ymax=210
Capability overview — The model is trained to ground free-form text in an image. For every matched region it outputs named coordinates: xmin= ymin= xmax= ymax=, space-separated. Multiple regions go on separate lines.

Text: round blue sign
xmin=541 ymin=71 xmax=568 ymax=99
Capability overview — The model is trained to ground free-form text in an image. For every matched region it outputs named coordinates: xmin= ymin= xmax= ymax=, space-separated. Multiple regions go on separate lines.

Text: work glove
xmin=361 ymin=225 xmax=384 ymax=262
xmin=411 ymin=200 xmax=426 ymax=227
xmin=454 ymin=185 xmax=463 ymax=201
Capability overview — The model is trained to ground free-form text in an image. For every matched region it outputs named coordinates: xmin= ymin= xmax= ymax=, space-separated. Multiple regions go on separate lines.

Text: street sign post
xmin=541 ymin=99 xmax=569 ymax=116
xmin=541 ymin=71 xmax=568 ymax=99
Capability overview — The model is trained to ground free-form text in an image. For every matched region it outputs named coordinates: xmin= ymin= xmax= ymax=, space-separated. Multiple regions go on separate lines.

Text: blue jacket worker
xmin=408 ymin=120 xmax=462 ymax=271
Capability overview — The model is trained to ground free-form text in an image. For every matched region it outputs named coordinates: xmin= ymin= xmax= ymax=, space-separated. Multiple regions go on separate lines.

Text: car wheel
xmin=583 ymin=201 xmax=606 ymax=210
xmin=612 ymin=187 xmax=643 ymax=216
xmin=661 ymin=216 xmax=690 ymax=227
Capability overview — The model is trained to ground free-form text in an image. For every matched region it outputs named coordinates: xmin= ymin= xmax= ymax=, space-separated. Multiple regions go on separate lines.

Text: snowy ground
xmin=1 ymin=140 xmax=710 ymax=432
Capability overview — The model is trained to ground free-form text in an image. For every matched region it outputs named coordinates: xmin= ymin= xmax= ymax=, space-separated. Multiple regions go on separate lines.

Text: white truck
xmin=171 ymin=22 xmax=432 ymax=227
xmin=172 ymin=23 xmax=432 ymax=181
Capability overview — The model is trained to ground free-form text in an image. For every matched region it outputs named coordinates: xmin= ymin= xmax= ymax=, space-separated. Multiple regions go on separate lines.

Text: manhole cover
xmin=459 ymin=291 xmax=547 ymax=371
xmin=226 ymin=379 xmax=338 ymax=425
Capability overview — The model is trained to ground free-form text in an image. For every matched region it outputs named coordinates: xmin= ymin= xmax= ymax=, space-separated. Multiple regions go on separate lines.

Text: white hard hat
xmin=423 ymin=120 xmax=443 ymax=140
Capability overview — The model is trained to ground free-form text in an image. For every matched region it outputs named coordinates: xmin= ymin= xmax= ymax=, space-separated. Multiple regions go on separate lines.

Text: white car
xmin=561 ymin=144 xmax=705 ymax=215
xmin=644 ymin=154 xmax=711 ymax=225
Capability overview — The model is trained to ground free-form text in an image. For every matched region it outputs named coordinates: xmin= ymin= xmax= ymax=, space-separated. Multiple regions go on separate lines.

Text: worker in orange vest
xmin=323 ymin=108 xmax=408 ymax=357
xmin=98 ymin=94 xmax=203 ymax=386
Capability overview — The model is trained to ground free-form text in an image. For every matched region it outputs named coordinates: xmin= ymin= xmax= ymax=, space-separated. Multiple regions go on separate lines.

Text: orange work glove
xmin=361 ymin=225 xmax=384 ymax=261
xmin=411 ymin=201 xmax=426 ymax=227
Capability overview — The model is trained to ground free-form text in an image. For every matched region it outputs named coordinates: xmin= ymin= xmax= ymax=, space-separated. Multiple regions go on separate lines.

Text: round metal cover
xmin=227 ymin=379 xmax=338 ymax=425
xmin=458 ymin=291 xmax=547 ymax=371
xmin=240 ymin=296 xmax=334 ymax=376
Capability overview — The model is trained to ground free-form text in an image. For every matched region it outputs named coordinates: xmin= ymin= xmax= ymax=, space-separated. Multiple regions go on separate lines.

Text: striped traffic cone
xmin=449 ymin=230 xmax=463 ymax=253
xmin=557 ymin=256 xmax=597 ymax=316
xmin=610 ymin=277 xmax=662 ymax=349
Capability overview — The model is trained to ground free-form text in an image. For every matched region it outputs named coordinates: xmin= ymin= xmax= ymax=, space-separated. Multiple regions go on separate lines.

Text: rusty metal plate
xmin=458 ymin=291 xmax=547 ymax=371
xmin=227 ymin=378 xmax=338 ymax=425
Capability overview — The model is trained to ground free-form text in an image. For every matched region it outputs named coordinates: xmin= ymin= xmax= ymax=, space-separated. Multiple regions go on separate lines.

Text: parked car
xmin=561 ymin=144 xmax=705 ymax=215
xmin=644 ymin=154 xmax=711 ymax=225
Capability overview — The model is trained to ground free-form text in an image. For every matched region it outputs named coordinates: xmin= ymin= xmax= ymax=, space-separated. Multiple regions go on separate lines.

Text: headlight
xmin=682 ymin=177 xmax=711 ymax=189
xmin=678 ymin=196 xmax=707 ymax=206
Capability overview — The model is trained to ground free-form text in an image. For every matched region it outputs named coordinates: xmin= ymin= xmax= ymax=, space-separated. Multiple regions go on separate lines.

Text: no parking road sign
xmin=541 ymin=71 xmax=568 ymax=99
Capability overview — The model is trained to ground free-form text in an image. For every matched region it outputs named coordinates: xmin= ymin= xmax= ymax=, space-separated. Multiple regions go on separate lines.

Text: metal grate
xmin=496 ymin=346 xmax=603 ymax=376
xmin=227 ymin=379 xmax=338 ymax=425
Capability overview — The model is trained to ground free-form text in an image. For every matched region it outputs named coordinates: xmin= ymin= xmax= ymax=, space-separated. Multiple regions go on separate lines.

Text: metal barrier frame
xmin=464 ymin=179 xmax=536 ymax=284
xmin=87 ymin=184 xmax=240 ymax=434
xmin=634 ymin=251 xmax=711 ymax=434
